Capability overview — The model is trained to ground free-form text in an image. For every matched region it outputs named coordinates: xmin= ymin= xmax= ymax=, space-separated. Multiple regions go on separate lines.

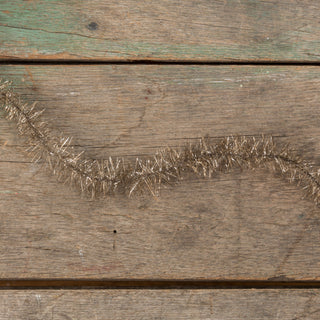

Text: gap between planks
xmin=2 ymin=280 xmax=320 ymax=290
xmin=1 ymin=60 xmax=320 ymax=66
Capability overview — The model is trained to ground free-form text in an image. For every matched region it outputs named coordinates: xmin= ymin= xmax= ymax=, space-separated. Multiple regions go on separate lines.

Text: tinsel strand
xmin=1 ymin=80 xmax=320 ymax=203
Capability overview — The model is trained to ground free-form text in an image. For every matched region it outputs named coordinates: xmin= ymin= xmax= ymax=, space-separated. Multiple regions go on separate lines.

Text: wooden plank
xmin=1 ymin=1 xmax=320 ymax=62
xmin=1 ymin=289 xmax=320 ymax=319
xmin=0 ymin=65 xmax=320 ymax=279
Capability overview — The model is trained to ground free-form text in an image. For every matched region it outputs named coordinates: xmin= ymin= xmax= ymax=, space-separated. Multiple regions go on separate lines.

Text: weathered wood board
xmin=0 ymin=65 xmax=320 ymax=279
xmin=1 ymin=0 xmax=320 ymax=61
xmin=1 ymin=290 xmax=320 ymax=319
xmin=1 ymin=65 xmax=320 ymax=160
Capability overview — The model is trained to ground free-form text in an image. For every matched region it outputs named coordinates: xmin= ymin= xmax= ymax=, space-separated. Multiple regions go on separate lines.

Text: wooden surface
xmin=1 ymin=0 xmax=320 ymax=62
xmin=0 ymin=65 xmax=320 ymax=280
xmin=1 ymin=1 xmax=320 ymax=318
xmin=1 ymin=65 xmax=320 ymax=159
xmin=1 ymin=290 xmax=320 ymax=319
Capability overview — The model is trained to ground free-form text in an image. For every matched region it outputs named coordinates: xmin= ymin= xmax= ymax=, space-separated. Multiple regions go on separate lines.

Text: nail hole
xmin=113 ymin=230 xmax=117 ymax=234
xmin=87 ymin=22 xmax=98 ymax=31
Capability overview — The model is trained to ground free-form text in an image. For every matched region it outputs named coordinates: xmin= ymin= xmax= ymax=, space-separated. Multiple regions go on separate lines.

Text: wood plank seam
xmin=3 ymin=280 xmax=320 ymax=290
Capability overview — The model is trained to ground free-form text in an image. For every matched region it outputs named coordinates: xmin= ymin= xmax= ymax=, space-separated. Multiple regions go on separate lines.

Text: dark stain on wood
xmin=87 ymin=22 xmax=98 ymax=31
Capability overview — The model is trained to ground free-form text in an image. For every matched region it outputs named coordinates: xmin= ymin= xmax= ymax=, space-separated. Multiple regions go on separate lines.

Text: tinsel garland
xmin=1 ymin=80 xmax=320 ymax=203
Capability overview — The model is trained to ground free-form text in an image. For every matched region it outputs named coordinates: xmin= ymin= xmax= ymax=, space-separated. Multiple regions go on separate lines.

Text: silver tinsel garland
xmin=1 ymin=80 xmax=320 ymax=203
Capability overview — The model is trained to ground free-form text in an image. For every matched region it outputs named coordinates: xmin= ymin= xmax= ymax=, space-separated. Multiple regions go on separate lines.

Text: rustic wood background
xmin=1 ymin=1 xmax=320 ymax=319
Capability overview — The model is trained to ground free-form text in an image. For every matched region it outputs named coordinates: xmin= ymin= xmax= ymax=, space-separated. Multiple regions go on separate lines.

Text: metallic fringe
xmin=1 ymin=80 xmax=320 ymax=203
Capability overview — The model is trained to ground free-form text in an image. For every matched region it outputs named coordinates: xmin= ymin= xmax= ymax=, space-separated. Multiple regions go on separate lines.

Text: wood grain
xmin=1 ymin=0 xmax=320 ymax=62
xmin=0 ymin=65 xmax=320 ymax=279
xmin=1 ymin=290 xmax=320 ymax=319
xmin=1 ymin=65 xmax=320 ymax=160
